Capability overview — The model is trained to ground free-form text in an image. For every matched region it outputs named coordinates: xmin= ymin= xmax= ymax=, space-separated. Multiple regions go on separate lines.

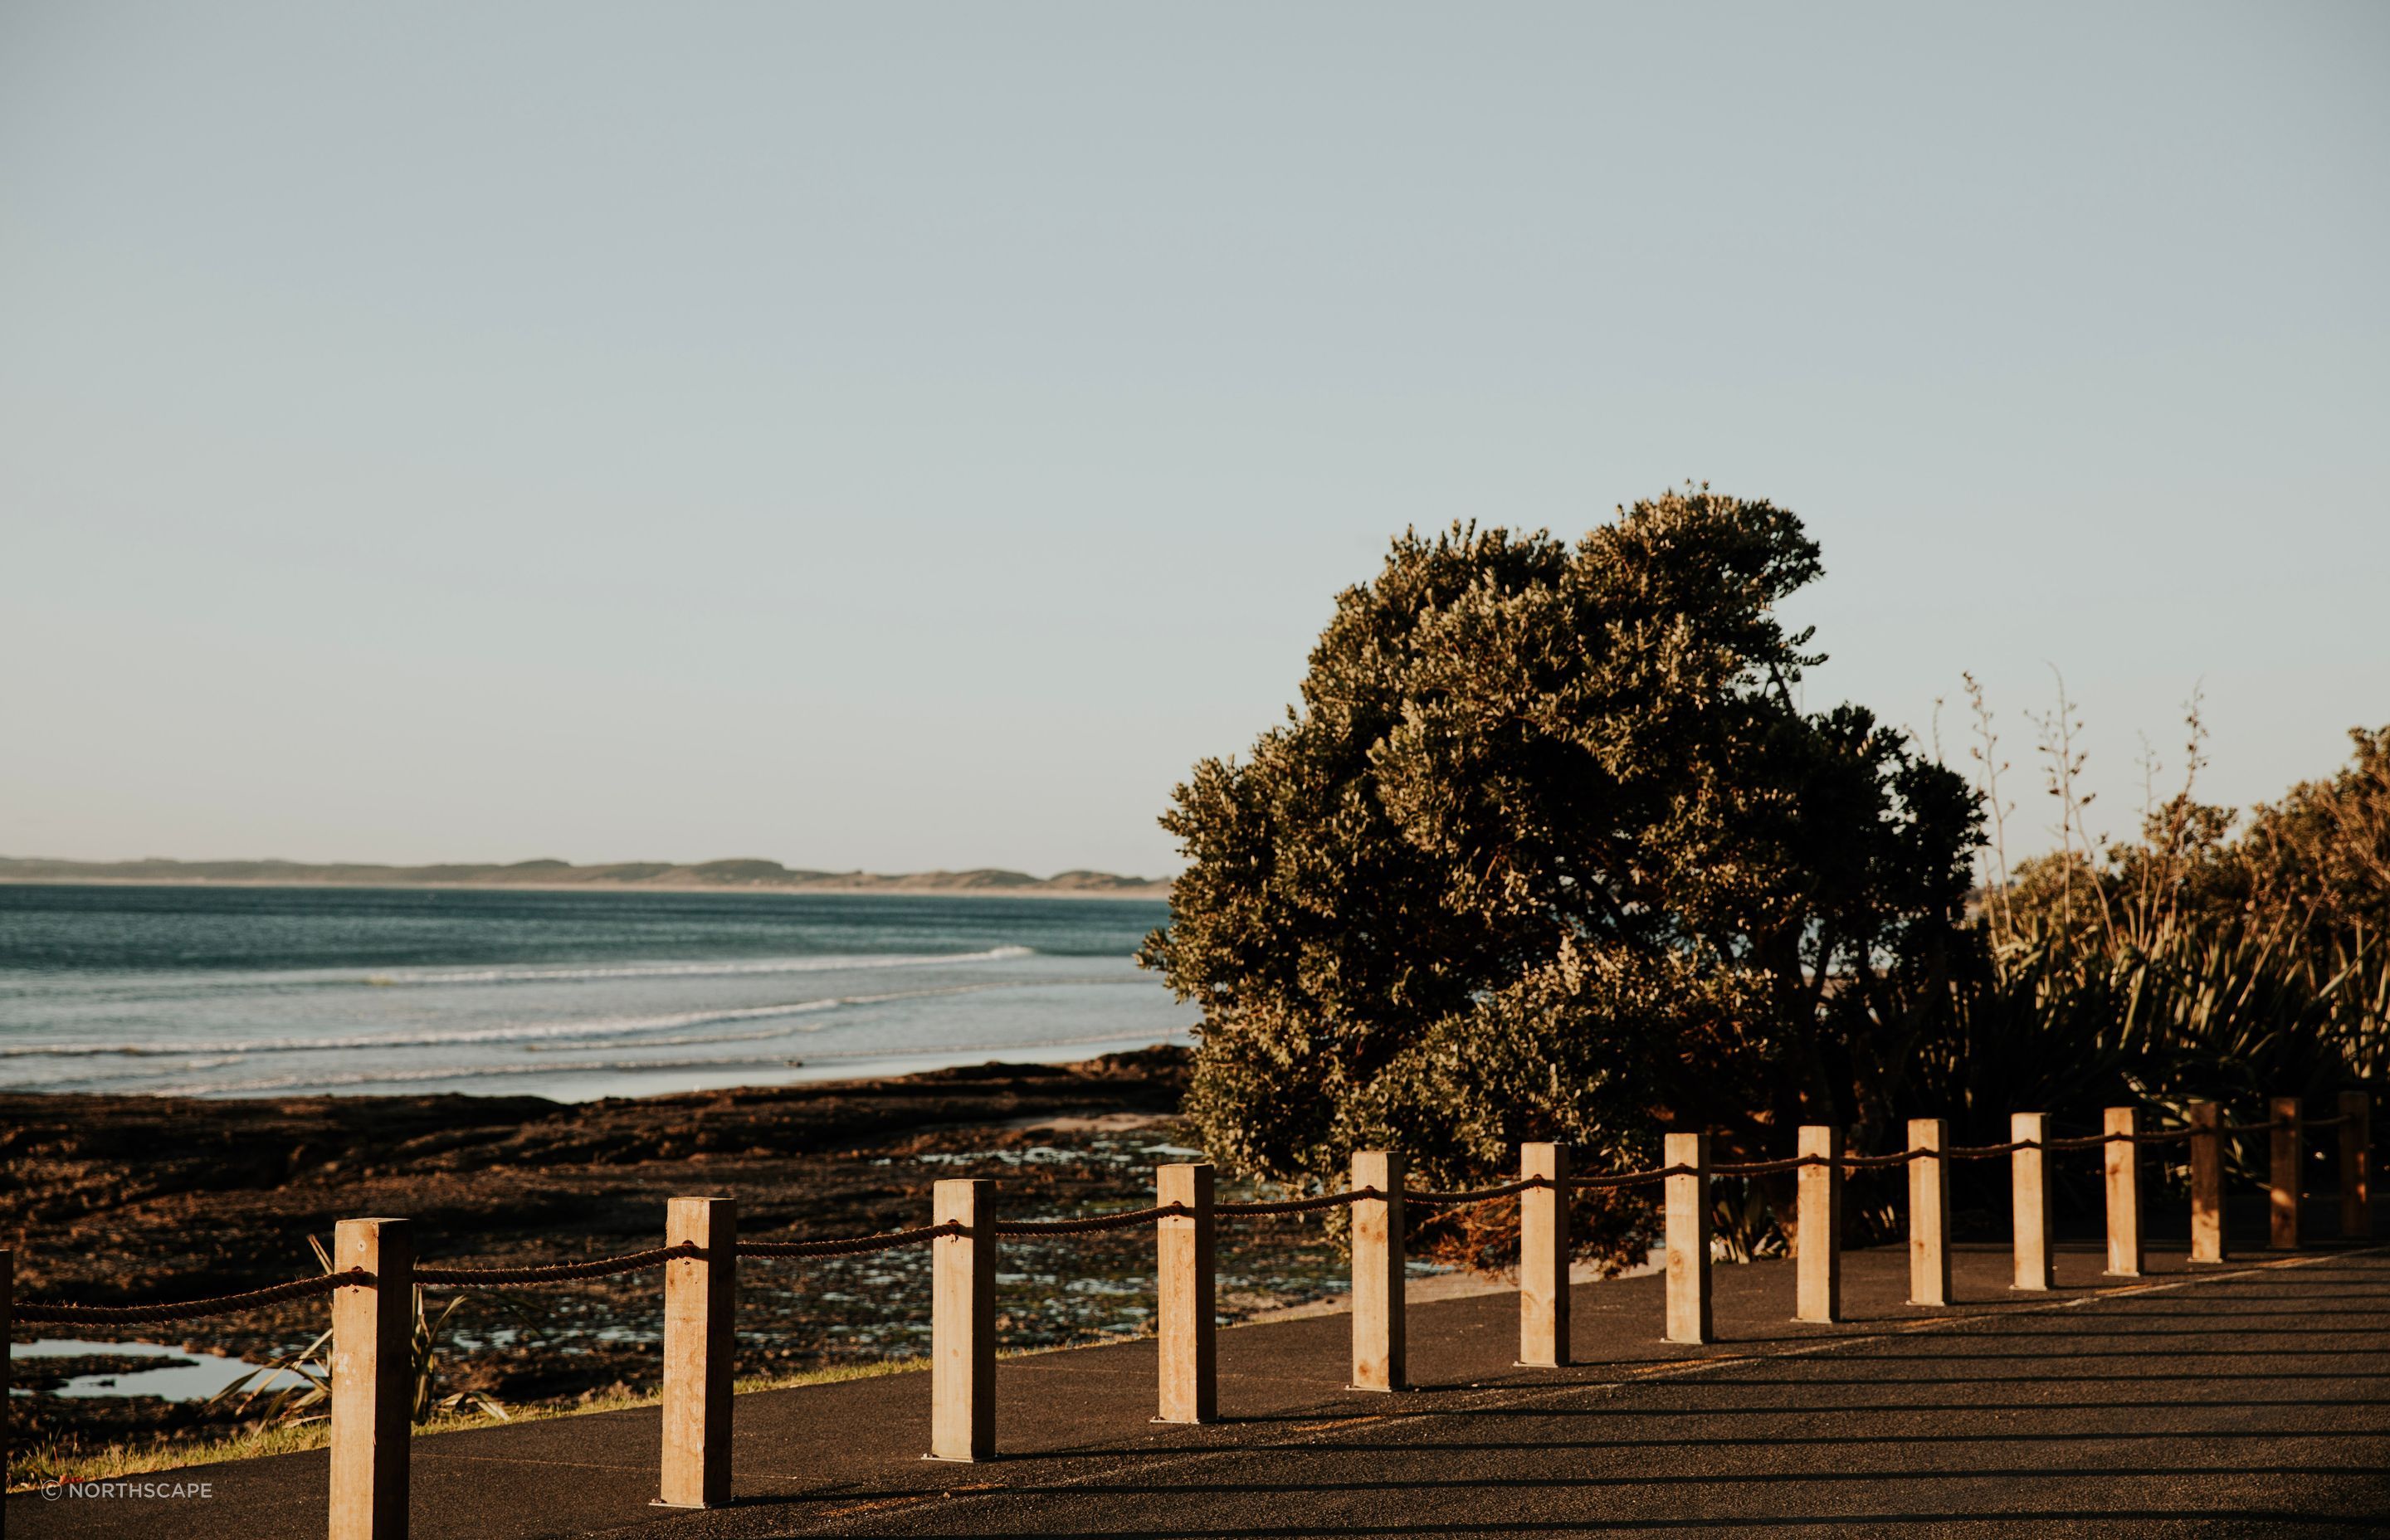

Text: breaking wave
xmin=0 ymin=982 xmax=1030 ymax=1059
xmin=139 ymin=1026 xmax=1191 ymax=1097
xmin=359 ymin=945 xmax=1036 ymax=987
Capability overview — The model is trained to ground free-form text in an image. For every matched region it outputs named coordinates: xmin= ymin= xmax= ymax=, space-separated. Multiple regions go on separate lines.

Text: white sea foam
xmin=134 ymin=1026 xmax=1190 ymax=1097
xmin=0 ymin=947 xmax=1043 ymax=1013
xmin=358 ymin=945 xmax=1035 ymax=987
xmin=517 ymin=1026 xmax=802 ymax=1053
xmin=0 ymin=982 xmax=1025 ymax=1059
xmin=140 ymin=1056 xmax=801 ymax=1095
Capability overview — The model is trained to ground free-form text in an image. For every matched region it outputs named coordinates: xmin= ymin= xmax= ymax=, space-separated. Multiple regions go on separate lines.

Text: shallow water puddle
xmin=10 ymin=1338 xmax=308 ymax=1401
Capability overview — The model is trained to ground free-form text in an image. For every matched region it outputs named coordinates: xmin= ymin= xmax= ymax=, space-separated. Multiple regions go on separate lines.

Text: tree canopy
xmin=1140 ymin=489 xmax=1983 ymax=1190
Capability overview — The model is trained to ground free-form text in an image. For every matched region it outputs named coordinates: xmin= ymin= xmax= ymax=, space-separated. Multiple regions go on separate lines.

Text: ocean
xmin=0 ymin=884 xmax=1188 ymax=1100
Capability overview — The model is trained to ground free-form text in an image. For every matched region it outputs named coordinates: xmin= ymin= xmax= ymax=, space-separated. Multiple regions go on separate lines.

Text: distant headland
xmin=0 ymin=855 xmax=1173 ymax=899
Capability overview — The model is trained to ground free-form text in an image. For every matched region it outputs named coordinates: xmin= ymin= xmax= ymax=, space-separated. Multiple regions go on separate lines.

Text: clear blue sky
xmin=3 ymin=2 xmax=2383 ymax=878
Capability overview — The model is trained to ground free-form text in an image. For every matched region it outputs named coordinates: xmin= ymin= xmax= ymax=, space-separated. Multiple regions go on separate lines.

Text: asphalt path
xmin=675 ymin=1245 xmax=2390 ymax=1539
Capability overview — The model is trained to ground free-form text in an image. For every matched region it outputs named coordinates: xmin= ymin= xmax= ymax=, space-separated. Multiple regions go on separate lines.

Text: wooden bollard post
xmin=2270 ymin=1096 xmax=2303 ymax=1250
xmin=2339 ymin=1091 xmax=2371 ymax=1240
xmin=1664 ymin=1132 xmax=1712 ymax=1344
xmin=2103 ymin=1107 xmax=2143 ymax=1277
xmin=2011 ymin=1112 xmax=2054 ymax=1290
xmin=1350 ymin=1150 xmax=1407 ymax=1391
xmin=1155 ymin=1162 xmax=1216 ymax=1423
xmin=1519 ymin=1143 xmax=1570 ymax=1366
xmin=930 ymin=1178 xmax=997 ymax=1460
xmin=2188 ymin=1101 xmax=2226 ymax=1264
xmin=660 ymin=1196 xmax=737 ymax=1507
xmin=1907 ymin=1118 xmax=1951 ymax=1308
xmin=1795 ymin=1125 xmax=1841 ymax=1323
xmin=329 ymin=1217 xmax=412 ymax=1540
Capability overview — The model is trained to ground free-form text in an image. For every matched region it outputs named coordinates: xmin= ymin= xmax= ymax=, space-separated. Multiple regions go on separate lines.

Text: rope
xmin=415 ymin=1245 xmax=700 ymax=1287
xmin=2306 ymin=1114 xmax=2349 ymax=1129
xmin=14 ymin=1270 xmax=361 ymax=1326
xmin=1838 ymin=1149 xmax=1924 ymax=1168
xmin=1409 ymin=1177 xmax=1544 ymax=1206
xmin=995 ymin=1204 xmax=1188 ymax=1236
xmin=1712 ymin=1155 xmax=1824 ymax=1176
xmin=1948 ymin=1140 xmax=2030 ymax=1158
xmin=739 ymin=1224 xmax=961 ymax=1259
xmin=2134 ymin=1128 xmax=2194 ymax=1145
xmin=2225 ymin=1118 xmax=2290 ymax=1134
xmin=1569 ymin=1163 xmax=1695 ymax=1190
xmin=1217 ymin=1189 xmax=1371 ymax=1216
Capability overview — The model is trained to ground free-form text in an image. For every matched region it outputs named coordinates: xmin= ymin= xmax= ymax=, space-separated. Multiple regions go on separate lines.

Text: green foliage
xmin=1959 ymin=700 xmax=2390 ymax=1129
xmin=2236 ymin=725 xmax=2390 ymax=943
xmin=1141 ymin=490 xmax=1982 ymax=1197
xmin=1912 ymin=916 xmax=2383 ymax=1148
xmin=1765 ymin=686 xmax=2390 ymax=1255
xmin=212 ymin=1237 xmax=507 ymax=1429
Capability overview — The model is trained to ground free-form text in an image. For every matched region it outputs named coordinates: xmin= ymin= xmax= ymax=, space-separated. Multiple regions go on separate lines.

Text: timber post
xmin=2339 ymin=1091 xmax=2371 ymax=1240
xmin=2104 ymin=1106 xmax=2143 ymax=1278
xmin=329 ymin=1218 xmax=412 ymax=1540
xmin=2270 ymin=1097 xmax=2303 ymax=1250
xmin=929 ymin=1179 xmax=997 ymax=1460
xmin=660 ymin=1196 xmax=737 ymax=1507
xmin=1664 ymin=1132 xmax=1713 ymax=1344
xmin=1907 ymin=1118 xmax=1950 ymax=1307
xmin=1350 ymin=1151 xmax=1407 ymax=1391
xmin=1795 ymin=1125 xmax=1841 ymax=1323
xmin=2188 ymin=1101 xmax=2225 ymax=1264
xmin=1518 ymin=1143 xmax=1570 ymax=1366
xmin=1155 ymin=1163 xmax=1217 ymax=1422
xmin=2012 ymin=1112 xmax=2054 ymax=1289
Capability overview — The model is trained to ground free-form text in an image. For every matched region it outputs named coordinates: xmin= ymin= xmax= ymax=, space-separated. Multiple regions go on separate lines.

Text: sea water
xmin=0 ymin=884 xmax=1187 ymax=1100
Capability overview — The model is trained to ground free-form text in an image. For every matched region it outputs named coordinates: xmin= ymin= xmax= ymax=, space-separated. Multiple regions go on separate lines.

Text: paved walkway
xmin=15 ymin=1215 xmax=2388 ymax=1538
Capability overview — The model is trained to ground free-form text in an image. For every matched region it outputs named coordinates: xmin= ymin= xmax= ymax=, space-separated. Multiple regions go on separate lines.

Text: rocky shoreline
xmin=2 ymin=1047 xmax=1356 ymax=1475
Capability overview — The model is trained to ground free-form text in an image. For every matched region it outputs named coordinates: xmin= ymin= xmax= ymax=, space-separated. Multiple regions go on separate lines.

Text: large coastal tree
xmin=1139 ymin=488 xmax=1982 ymax=1191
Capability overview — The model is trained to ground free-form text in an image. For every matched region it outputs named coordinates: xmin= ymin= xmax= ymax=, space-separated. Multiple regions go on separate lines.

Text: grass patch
xmin=6 ymin=1355 xmax=926 ymax=1493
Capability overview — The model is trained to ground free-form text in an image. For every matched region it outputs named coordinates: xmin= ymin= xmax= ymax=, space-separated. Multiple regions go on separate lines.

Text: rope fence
xmin=1708 ymin=1128 xmax=2217 ymax=1168
xmin=1409 ymin=1177 xmax=1544 ymax=1206
xmin=995 ymin=1205 xmax=1189 ymax=1236
xmin=1713 ymin=1155 xmax=1821 ymax=1176
xmin=1570 ymin=1162 xmax=1696 ymax=1189
xmin=12 ymin=1271 xmax=360 ymax=1327
xmin=1 ymin=1090 xmax=2368 ymax=1533
xmin=1216 ymin=1189 xmax=1371 ymax=1216
xmin=415 ymin=1245 xmax=700 ymax=1288
xmin=738 ymin=1223 xmax=959 ymax=1259
xmin=0 ymin=1116 xmax=2323 ymax=1324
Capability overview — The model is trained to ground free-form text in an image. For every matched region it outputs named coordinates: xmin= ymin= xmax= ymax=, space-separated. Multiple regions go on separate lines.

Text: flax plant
xmin=211 ymin=1238 xmax=507 ymax=1428
xmin=1939 ymin=687 xmax=2388 ymax=1148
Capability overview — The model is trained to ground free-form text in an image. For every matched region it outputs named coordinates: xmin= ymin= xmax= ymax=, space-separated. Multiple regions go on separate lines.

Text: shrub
xmin=1139 ymin=490 xmax=1981 ymax=1217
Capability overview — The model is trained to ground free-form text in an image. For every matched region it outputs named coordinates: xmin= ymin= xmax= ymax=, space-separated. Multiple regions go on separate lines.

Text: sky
xmin=2 ymin=2 xmax=2384 ymax=879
